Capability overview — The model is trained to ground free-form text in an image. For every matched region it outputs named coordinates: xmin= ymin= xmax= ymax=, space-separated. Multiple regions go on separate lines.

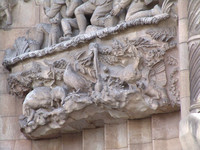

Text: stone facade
xmin=0 ymin=0 xmax=189 ymax=149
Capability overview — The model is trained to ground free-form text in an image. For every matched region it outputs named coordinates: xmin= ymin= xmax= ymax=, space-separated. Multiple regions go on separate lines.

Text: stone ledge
xmin=2 ymin=14 xmax=169 ymax=68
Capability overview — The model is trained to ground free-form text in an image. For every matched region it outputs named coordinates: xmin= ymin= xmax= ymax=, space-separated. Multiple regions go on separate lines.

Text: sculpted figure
xmin=0 ymin=0 xmax=13 ymax=25
xmin=23 ymin=87 xmax=52 ymax=122
xmin=60 ymin=0 xmax=82 ymax=41
xmin=111 ymin=0 xmax=161 ymax=21
xmin=34 ymin=0 xmax=63 ymax=49
xmin=0 ymin=0 xmax=30 ymax=26
xmin=63 ymin=63 xmax=91 ymax=92
xmin=75 ymin=0 xmax=113 ymax=34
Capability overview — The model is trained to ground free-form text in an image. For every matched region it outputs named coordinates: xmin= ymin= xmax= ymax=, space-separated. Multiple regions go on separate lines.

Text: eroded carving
xmin=0 ymin=0 xmax=30 ymax=28
xmin=2 ymin=0 xmax=179 ymax=140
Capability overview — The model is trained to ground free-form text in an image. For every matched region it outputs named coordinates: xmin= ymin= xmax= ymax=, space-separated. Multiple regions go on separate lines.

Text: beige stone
xmin=0 ymin=73 xmax=9 ymax=94
xmin=179 ymin=43 xmax=189 ymax=71
xmin=180 ymin=96 xmax=190 ymax=119
xmin=62 ymin=133 xmax=82 ymax=150
xmin=179 ymin=113 xmax=200 ymax=150
xmin=0 ymin=141 xmax=15 ymax=150
xmin=129 ymin=143 xmax=152 ymax=150
xmin=179 ymin=70 xmax=190 ymax=99
xmin=0 ymin=29 xmax=27 ymax=50
xmin=153 ymin=138 xmax=182 ymax=150
xmin=152 ymin=112 xmax=180 ymax=140
xmin=14 ymin=140 xmax=32 ymax=150
xmin=0 ymin=117 xmax=26 ymax=140
xmin=128 ymin=118 xmax=152 ymax=145
xmin=12 ymin=0 xmax=40 ymax=28
xmin=15 ymin=97 xmax=23 ymax=116
xmin=0 ymin=94 xmax=16 ymax=116
xmin=105 ymin=123 xmax=127 ymax=149
xmin=107 ymin=148 xmax=128 ymax=150
xmin=178 ymin=0 xmax=188 ymax=20
xmin=83 ymin=128 xmax=104 ymax=150
xmin=32 ymin=138 xmax=62 ymax=150
xmin=178 ymin=19 xmax=188 ymax=43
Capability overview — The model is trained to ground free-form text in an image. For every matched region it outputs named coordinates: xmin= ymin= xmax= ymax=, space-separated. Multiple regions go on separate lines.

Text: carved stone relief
xmin=2 ymin=0 xmax=178 ymax=139
xmin=0 ymin=0 xmax=30 ymax=28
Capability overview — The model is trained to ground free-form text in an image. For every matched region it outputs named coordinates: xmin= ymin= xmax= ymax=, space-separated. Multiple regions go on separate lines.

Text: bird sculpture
xmin=63 ymin=63 xmax=91 ymax=92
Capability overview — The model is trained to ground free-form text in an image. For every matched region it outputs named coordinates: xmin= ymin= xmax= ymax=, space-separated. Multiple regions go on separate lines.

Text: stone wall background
xmin=0 ymin=1 xmax=182 ymax=150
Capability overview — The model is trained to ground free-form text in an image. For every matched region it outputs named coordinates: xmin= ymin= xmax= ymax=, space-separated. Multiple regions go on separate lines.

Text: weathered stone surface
xmin=32 ymin=138 xmax=62 ymax=150
xmin=0 ymin=94 xmax=16 ymax=116
xmin=179 ymin=113 xmax=200 ymax=150
xmin=83 ymin=128 xmax=104 ymax=150
xmin=0 ymin=141 xmax=15 ymax=150
xmin=62 ymin=133 xmax=82 ymax=150
xmin=0 ymin=117 xmax=26 ymax=140
xmin=0 ymin=29 xmax=27 ymax=50
xmin=129 ymin=143 xmax=152 ymax=150
xmin=153 ymin=138 xmax=182 ymax=150
xmin=152 ymin=112 xmax=180 ymax=140
xmin=128 ymin=118 xmax=152 ymax=145
xmin=14 ymin=140 xmax=32 ymax=150
xmin=105 ymin=123 xmax=127 ymax=149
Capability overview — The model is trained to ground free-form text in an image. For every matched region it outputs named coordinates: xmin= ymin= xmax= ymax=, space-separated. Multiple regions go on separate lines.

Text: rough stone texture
xmin=128 ymin=118 xmax=152 ymax=145
xmin=105 ymin=123 xmax=128 ymax=149
xmin=0 ymin=0 xmax=185 ymax=149
xmin=0 ymin=117 xmax=26 ymax=140
xmin=0 ymin=94 xmax=16 ymax=116
xmin=179 ymin=113 xmax=200 ymax=150
xmin=83 ymin=128 xmax=104 ymax=150
xmin=152 ymin=112 xmax=180 ymax=140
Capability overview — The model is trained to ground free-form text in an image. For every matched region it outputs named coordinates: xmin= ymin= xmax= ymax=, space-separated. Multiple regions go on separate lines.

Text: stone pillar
xmin=178 ymin=0 xmax=190 ymax=118
xmin=188 ymin=0 xmax=200 ymax=111
xmin=179 ymin=0 xmax=200 ymax=149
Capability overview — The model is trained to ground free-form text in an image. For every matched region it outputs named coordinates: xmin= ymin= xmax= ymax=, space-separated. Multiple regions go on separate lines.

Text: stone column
xmin=178 ymin=0 xmax=190 ymax=118
xmin=180 ymin=0 xmax=200 ymax=149
xmin=188 ymin=0 xmax=200 ymax=112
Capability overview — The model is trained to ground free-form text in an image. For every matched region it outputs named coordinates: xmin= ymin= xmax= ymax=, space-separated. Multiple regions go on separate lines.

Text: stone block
xmin=152 ymin=112 xmax=180 ymax=140
xmin=83 ymin=128 xmax=104 ymax=150
xmin=0 ymin=29 xmax=27 ymax=50
xmin=128 ymin=118 xmax=152 ymax=145
xmin=0 ymin=141 xmax=15 ymax=150
xmin=107 ymin=148 xmax=128 ymax=150
xmin=180 ymin=96 xmax=190 ymax=118
xmin=153 ymin=138 xmax=182 ymax=150
xmin=12 ymin=0 xmax=40 ymax=28
xmin=15 ymin=97 xmax=24 ymax=116
xmin=178 ymin=1 xmax=188 ymax=20
xmin=0 ymin=94 xmax=16 ymax=116
xmin=179 ymin=113 xmax=200 ymax=150
xmin=0 ymin=117 xmax=26 ymax=140
xmin=32 ymin=138 xmax=62 ymax=150
xmin=105 ymin=123 xmax=127 ymax=149
xmin=14 ymin=140 xmax=32 ymax=150
xmin=179 ymin=43 xmax=189 ymax=71
xmin=179 ymin=70 xmax=190 ymax=98
xmin=129 ymin=143 xmax=152 ymax=150
xmin=178 ymin=19 xmax=188 ymax=43
xmin=0 ymin=73 xmax=9 ymax=94
xmin=62 ymin=133 xmax=82 ymax=150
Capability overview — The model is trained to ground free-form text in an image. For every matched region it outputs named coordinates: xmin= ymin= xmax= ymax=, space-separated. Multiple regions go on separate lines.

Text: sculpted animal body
xmin=63 ymin=63 xmax=90 ymax=92
xmin=51 ymin=86 xmax=68 ymax=107
xmin=23 ymin=87 xmax=52 ymax=122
